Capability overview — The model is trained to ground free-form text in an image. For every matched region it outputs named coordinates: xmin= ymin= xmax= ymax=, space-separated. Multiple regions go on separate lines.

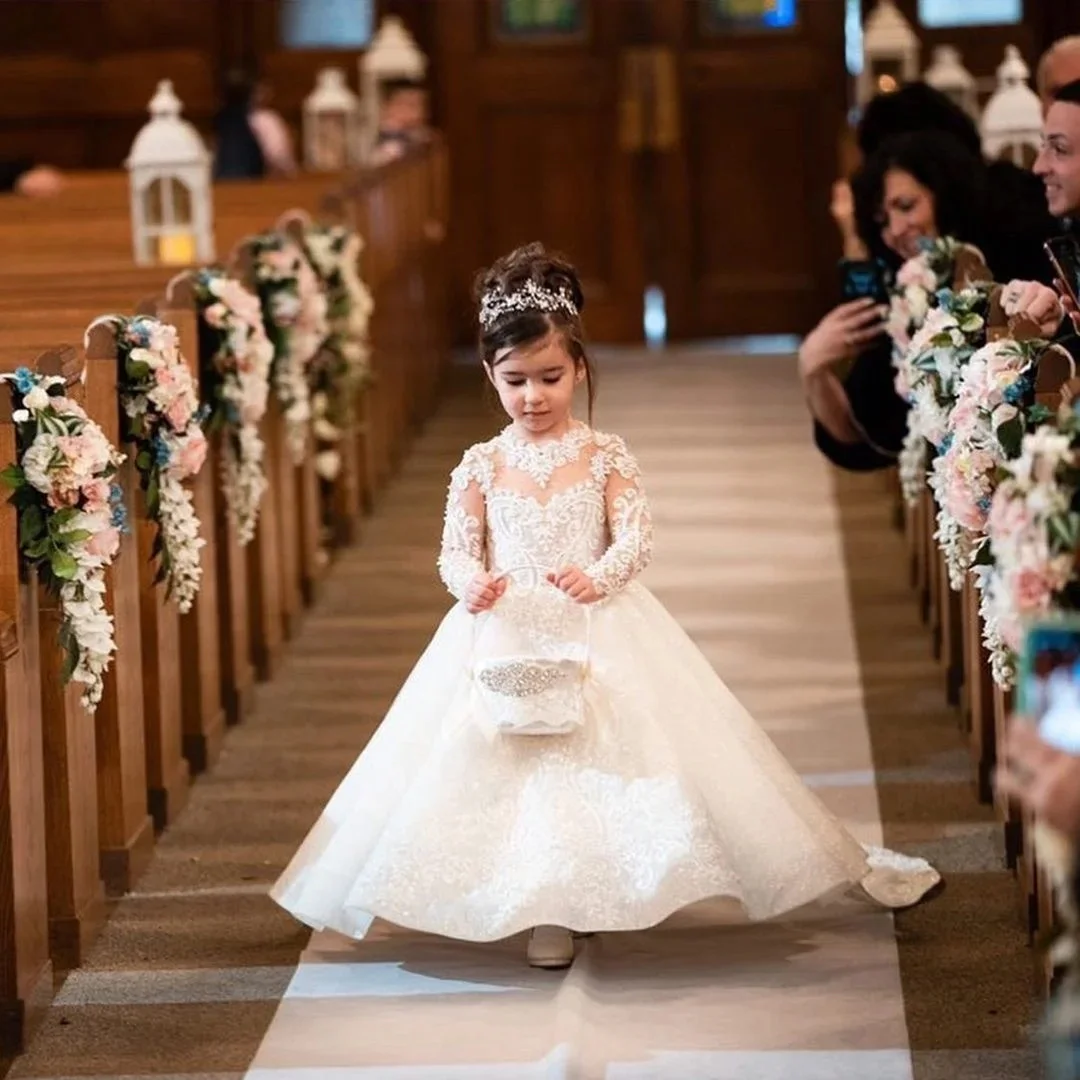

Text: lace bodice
xmin=438 ymin=423 xmax=653 ymax=601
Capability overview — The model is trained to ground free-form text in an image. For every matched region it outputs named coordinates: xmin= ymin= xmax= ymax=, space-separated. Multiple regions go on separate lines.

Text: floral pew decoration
xmin=0 ymin=363 xmax=127 ymax=710
xmin=981 ymin=346 xmax=1080 ymax=687
xmin=89 ymin=315 xmax=209 ymax=614
xmin=190 ymin=269 xmax=274 ymax=545
xmin=888 ymin=238 xmax=993 ymax=507
xmin=281 ymin=212 xmax=375 ymax=483
xmin=246 ymin=232 xmax=330 ymax=464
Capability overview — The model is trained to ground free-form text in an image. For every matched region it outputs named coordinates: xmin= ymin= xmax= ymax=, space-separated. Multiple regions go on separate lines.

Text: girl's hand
xmin=466 ymin=572 xmax=506 ymax=614
xmin=548 ymin=567 xmax=602 ymax=604
xmin=798 ymin=299 xmax=885 ymax=380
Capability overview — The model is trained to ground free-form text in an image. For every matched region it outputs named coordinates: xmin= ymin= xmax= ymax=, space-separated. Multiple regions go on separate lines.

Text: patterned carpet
xmin=3 ymin=348 xmax=1041 ymax=1080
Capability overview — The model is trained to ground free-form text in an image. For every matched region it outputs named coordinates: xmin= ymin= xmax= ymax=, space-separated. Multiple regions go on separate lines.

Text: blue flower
xmin=109 ymin=484 xmax=129 ymax=533
xmin=1003 ymin=379 xmax=1029 ymax=405
xmin=12 ymin=367 xmax=35 ymax=395
xmin=153 ymin=436 xmax=171 ymax=467
xmin=938 ymin=432 xmax=954 ymax=454
xmin=977 ymin=496 xmax=992 ymax=514
xmin=935 ymin=289 xmax=954 ymax=312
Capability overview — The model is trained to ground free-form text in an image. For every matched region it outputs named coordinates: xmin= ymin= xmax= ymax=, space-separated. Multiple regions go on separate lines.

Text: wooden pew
xmin=0 ymin=363 xmax=51 ymax=1057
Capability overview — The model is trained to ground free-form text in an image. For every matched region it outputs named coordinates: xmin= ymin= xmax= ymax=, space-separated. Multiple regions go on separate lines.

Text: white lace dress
xmin=271 ymin=423 xmax=940 ymax=942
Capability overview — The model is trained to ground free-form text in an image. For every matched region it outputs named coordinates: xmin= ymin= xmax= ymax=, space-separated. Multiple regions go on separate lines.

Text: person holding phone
xmin=802 ymin=130 xmax=1055 ymax=473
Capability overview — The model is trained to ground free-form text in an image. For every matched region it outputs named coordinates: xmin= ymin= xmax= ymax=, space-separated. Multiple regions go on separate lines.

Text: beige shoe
xmin=527 ymin=925 xmax=574 ymax=969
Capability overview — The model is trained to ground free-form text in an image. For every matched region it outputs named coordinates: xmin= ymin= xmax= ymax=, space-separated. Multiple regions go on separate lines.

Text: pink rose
xmin=949 ymin=397 xmax=979 ymax=436
xmin=1012 ymin=566 xmax=1053 ymax=615
xmin=172 ymin=430 xmax=208 ymax=480
xmin=988 ymin=490 xmax=1033 ymax=539
xmin=47 ymin=482 xmax=81 ymax=509
xmin=165 ymin=394 xmax=194 ymax=432
xmin=82 ymin=477 xmax=111 ymax=514
xmin=85 ymin=526 xmax=121 ymax=561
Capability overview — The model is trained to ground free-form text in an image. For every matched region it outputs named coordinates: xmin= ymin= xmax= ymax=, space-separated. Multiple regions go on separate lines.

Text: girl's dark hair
xmin=472 ymin=242 xmax=596 ymax=421
xmin=856 ymin=82 xmax=982 ymax=158
xmin=852 ymin=130 xmax=989 ymax=269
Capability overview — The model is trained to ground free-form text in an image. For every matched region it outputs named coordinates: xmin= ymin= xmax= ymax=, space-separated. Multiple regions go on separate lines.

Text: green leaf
xmin=0 ymin=465 xmax=25 ymax=490
xmin=50 ymin=507 xmax=78 ymax=529
xmin=996 ymin=416 xmax=1023 ymax=459
xmin=24 ymin=537 xmax=50 ymax=560
xmin=19 ymin=504 xmax=45 ymax=547
xmin=136 ymin=451 xmax=152 ymax=472
xmin=49 ymin=549 xmax=78 ymax=580
xmin=1026 ymin=404 xmax=1053 ymax=429
xmin=1050 ymin=512 xmax=1080 ymax=553
xmin=58 ymin=529 xmax=92 ymax=544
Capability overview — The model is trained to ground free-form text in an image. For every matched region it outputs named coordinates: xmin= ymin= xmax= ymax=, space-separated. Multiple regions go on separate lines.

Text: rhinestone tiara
xmin=478 ymin=279 xmax=578 ymax=331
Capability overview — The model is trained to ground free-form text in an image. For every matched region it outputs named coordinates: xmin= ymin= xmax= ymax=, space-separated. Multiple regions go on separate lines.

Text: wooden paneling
xmin=436 ymin=1 xmax=650 ymax=343
xmin=654 ymin=0 xmax=847 ymax=338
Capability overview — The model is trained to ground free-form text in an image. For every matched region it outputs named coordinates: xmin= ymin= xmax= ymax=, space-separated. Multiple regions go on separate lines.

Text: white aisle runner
xmin=245 ymin=352 xmax=915 ymax=1080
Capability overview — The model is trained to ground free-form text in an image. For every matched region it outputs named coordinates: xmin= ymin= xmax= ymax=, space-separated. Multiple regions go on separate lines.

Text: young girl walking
xmin=271 ymin=243 xmax=940 ymax=969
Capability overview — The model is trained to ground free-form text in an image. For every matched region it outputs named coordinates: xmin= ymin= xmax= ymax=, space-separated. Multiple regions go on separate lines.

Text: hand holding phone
xmin=1045 ymin=237 xmax=1080 ymax=311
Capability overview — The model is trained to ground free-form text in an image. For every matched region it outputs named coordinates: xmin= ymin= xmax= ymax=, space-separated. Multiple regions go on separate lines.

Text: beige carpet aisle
xmin=5 ymin=349 xmax=1039 ymax=1080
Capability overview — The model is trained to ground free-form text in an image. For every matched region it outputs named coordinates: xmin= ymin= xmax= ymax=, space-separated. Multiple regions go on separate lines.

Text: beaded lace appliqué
xmin=496 ymin=424 xmax=593 ymax=488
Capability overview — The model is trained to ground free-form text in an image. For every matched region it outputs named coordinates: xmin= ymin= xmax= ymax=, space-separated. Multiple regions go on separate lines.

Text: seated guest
xmin=369 ymin=78 xmax=431 ymax=166
xmin=803 ymin=130 xmax=1056 ymax=473
xmin=1038 ymin=37 xmax=1080 ymax=114
xmin=832 ymin=83 xmax=1051 ymax=276
xmin=0 ymin=161 xmax=64 ymax=198
xmin=213 ymin=71 xmax=297 ymax=181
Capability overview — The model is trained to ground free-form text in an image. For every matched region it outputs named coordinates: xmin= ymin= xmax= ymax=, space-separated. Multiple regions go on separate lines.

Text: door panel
xmin=437 ymin=1 xmax=650 ymax=343
xmin=655 ymin=0 xmax=848 ymax=339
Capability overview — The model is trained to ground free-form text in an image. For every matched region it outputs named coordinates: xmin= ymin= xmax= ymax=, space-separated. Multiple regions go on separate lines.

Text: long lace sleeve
xmin=437 ymin=447 xmax=491 ymax=601
xmin=582 ymin=436 xmax=654 ymax=596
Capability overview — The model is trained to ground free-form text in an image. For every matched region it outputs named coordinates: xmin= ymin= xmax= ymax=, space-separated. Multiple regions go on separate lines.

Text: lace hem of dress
xmin=858 ymin=844 xmax=941 ymax=909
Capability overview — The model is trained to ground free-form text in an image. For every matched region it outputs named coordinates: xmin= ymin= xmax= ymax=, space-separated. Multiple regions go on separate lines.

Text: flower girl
xmin=271 ymin=243 xmax=940 ymax=969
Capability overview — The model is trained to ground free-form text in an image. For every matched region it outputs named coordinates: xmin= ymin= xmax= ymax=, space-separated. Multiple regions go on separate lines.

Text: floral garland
xmin=886 ymin=237 xmax=974 ymax=362
xmin=105 ymin=315 xmax=208 ymax=613
xmin=298 ymin=223 xmax=375 ymax=482
xmin=249 ymin=234 xmax=329 ymax=464
xmin=985 ymin=412 xmax=1080 ymax=687
xmin=0 ymin=368 xmax=127 ymax=710
xmin=894 ymin=284 xmax=991 ymax=507
xmin=192 ymin=269 xmax=274 ymax=545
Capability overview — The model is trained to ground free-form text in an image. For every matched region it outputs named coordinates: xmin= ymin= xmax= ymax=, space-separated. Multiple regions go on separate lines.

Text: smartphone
xmin=839 ymin=258 xmax=890 ymax=305
xmin=1044 ymin=235 xmax=1080 ymax=310
xmin=1017 ymin=616 xmax=1080 ymax=753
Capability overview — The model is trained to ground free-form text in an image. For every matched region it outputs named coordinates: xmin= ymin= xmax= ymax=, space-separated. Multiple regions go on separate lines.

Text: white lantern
xmin=981 ymin=46 xmax=1042 ymax=168
xmin=859 ymin=0 xmax=921 ymax=106
xmin=125 ymin=80 xmax=214 ymax=267
xmin=304 ymin=67 xmax=361 ymax=172
xmin=359 ymin=16 xmax=428 ymax=163
xmin=924 ymin=45 xmax=979 ymax=121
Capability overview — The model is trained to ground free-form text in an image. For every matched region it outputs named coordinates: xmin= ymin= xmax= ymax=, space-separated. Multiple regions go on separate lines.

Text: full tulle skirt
xmin=271 ymin=584 xmax=939 ymax=942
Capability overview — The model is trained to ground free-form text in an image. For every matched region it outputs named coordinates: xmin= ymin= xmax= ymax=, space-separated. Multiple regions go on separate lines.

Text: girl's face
xmin=487 ymin=332 xmax=585 ymax=438
xmin=879 ymin=168 xmax=938 ymax=260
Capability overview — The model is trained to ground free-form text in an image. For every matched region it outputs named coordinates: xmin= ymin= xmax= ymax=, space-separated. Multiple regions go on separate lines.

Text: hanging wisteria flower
xmin=298 ymin=223 xmax=375 ymax=481
xmin=0 ymin=367 xmax=127 ymax=710
xmin=985 ymin=411 xmax=1080 ymax=686
xmin=192 ymin=269 xmax=274 ymax=545
xmin=249 ymin=233 xmax=329 ymax=464
xmin=101 ymin=314 xmax=208 ymax=613
xmin=894 ymin=284 xmax=991 ymax=506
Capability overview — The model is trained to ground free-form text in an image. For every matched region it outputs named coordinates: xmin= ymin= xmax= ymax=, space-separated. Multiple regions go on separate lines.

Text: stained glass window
xmin=281 ymin=0 xmax=375 ymax=49
xmin=497 ymin=0 xmax=586 ymax=38
xmin=917 ymin=0 xmax=1022 ymax=28
xmin=701 ymin=0 xmax=798 ymax=32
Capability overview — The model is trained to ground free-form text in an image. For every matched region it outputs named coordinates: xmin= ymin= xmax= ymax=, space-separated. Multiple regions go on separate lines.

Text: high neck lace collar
xmin=496 ymin=422 xmax=592 ymax=487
